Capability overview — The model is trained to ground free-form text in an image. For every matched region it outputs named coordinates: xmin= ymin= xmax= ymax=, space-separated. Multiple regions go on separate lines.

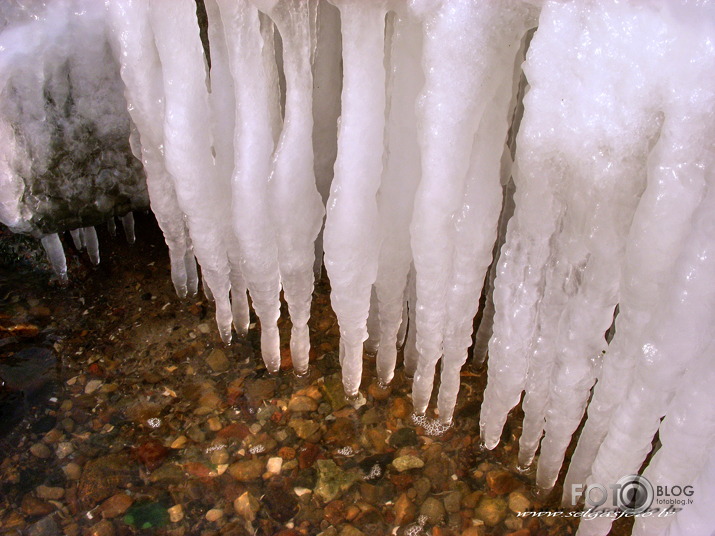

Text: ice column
xmin=323 ymin=0 xmax=389 ymax=398
xmin=409 ymin=0 xmax=537 ymax=421
xmin=106 ymin=0 xmax=197 ymax=298
xmin=216 ymin=0 xmax=282 ymax=372
xmin=149 ymin=0 xmax=234 ymax=342
xmin=254 ymin=0 xmax=325 ymax=376
xmin=374 ymin=11 xmax=422 ymax=387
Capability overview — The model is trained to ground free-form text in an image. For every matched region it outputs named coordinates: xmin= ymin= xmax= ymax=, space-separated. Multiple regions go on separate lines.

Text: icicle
xmin=40 ymin=233 xmax=67 ymax=282
xmin=365 ymin=287 xmax=380 ymax=356
xmin=149 ymin=0 xmax=234 ymax=343
xmin=216 ymin=0 xmax=282 ymax=370
xmin=403 ymin=265 xmax=418 ymax=379
xmin=83 ymin=226 xmax=100 ymax=265
xmin=373 ymin=10 xmax=422 ymax=388
xmin=120 ymin=213 xmax=135 ymax=245
xmin=632 ymin=340 xmax=715 ymax=536
xmin=105 ymin=0 xmax=195 ymax=299
xmin=664 ymin=444 xmax=715 ymax=536
xmin=107 ymin=217 xmax=117 ymax=237
xmin=396 ymin=299 xmax=408 ymax=350
xmin=70 ymin=228 xmax=84 ymax=250
xmin=323 ymin=0 xmax=390 ymax=398
xmin=254 ymin=0 xmax=326 ymax=377
xmin=408 ymin=0 xmax=537 ymax=422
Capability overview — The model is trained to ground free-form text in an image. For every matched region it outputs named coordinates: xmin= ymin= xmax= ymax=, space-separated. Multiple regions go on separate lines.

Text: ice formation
xmin=1 ymin=2 xmax=715 ymax=534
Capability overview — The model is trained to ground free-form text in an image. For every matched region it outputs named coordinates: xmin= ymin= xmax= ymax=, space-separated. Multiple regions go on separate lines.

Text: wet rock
xmin=289 ymin=418 xmax=321 ymax=440
xmin=338 ymin=526 xmax=365 ymax=536
xmin=390 ymin=397 xmax=411 ymax=420
xmin=462 ymin=491 xmax=484 ymax=509
xmin=393 ymin=493 xmax=416 ymax=526
xmin=84 ymin=519 xmax=115 ymax=536
xmin=206 ymin=349 xmax=229 ymax=373
xmin=504 ymin=530 xmax=530 ymax=536
xmin=63 ymin=462 xmax=82 ymax=480
xmin=99 ymin=493 xmax=133 ymax=519
xmin=325 ymin=417 xmax=356 ymax=446
xmin=245 ymin=378 xmax=276 ymax=409
xmin=30 ymin=442 xmax=52 ymax=459
xmin=78 ymin=455 xmax=133 ymax=509
xmin=264 ymin=485 xmax=298 ymax=522
xmin=443 ymin=491 xmax=462 ymax=514
xmin=288 ymin=395 xmax=318 ymax=413
xmin=389 ymin=428 xmax=419 ymax=448
xmin=322 ymin=374 xmax=347 ymax=411
xmin=485 ymin=470 xmax=520 ymax=495
xmin=234 ymin=491 xmax=260 ymax=522
xmin=217 ymin=422 xmax=250 ymax=441
xmin=460 ymin=525 xmax=486 ymax=536
xmin=21 ymin=494 xmax=55 ymax=517
xmin=507 ymin=491 xmax=531 ymax=514
xmin=419 ymin=497 xmax=445 ymax=525
xmin=266 ymin=457 xmax=283 ymax=475
xmin=367 ymin=381 xmax=391 ymax=401
xmin=228 ymin=459 xmax=264 ymax=482
xmin=278 ymin=446 xmax=296 ymax=460
xmin=324 ymin=500 xmax=346 ymax=525
xmin=167 ymin=504 xmax=184 ymax=523
xmin=205 ymin=509 xmax=223 ymax=522
xmin=26 ymin=514 xmax=60 ymax=536
xmin=148 ymin=463 xmax=185 ymax=485
xmin=474 ymin=496 xmax=508 ymax=527
xmin=85 ymin=379 xmax=102 ymax=394
xmin=392 ymin=455 xmax=424 ymax=472
xmin=36 ymin=485 xmax=64 ymax=500
xmin=133 ymin=440 xmax=170 ymax=471
xmin=315 ymin=460 xmax=359 ymax=502
xmin=298 ymin=443 xmax=321 ymax=469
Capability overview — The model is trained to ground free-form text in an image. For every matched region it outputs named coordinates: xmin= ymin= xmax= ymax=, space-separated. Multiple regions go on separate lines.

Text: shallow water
xmin=0 ymin=215 xmax=632 ymax=536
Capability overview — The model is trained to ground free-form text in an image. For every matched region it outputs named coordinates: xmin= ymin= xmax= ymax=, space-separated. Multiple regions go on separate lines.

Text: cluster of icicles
xmin=11 ymin=1 xmax=715 ymax=534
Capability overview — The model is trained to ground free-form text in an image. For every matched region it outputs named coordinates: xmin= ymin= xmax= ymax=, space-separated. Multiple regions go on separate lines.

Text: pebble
xmin=205 ymin=508 xmax=223 ymax=522
xmin=36 ymin=486 xmax=64 ymax=500
xmin=475 ymin=496 xmax=508 ymax=527
xmin=207 ymin=417 xmax=222 ymax=431
xmin=289 ymin=418 xmax=321 ymax=439
xmin=393 ymin=493 xmax=416 ymax=525
xmin=507 ymin=491 xmax=531 ymax=514
xmin=63 ymin=462 xmax=82 ymax=480
xmin=21 ymin=495 xmax=55 ymax=517
xmin=167 ymin=504 xmax=184 ymax=523
xmin=55 ymin=442 xmax=74 ymax=459
xmin=486 ymin=470 xmax=520 ymax=495
xmin=460 ymin=525 xmax=486 ymax=536
xmin=419 ymin=496 xmax=445 ymax=524
xmin=443 ymin=491 xmax=462 ymax=513
xmin=30 ymin=443 xmax=52 ymax=459
xmin=288 ymin=394 xmax=319 ymax=412
xmin=392 ymin=455 xmax=424 ymax=472
xmin=228 ymin=459 xmax=264 ymax=482
xmin=234 ymin=491 xmax=260 ymax=522
xmin=205 ymin=349 xmax=229 ymax=373
xmin=99 ymin=493 xmax=133 ymax=518
xmin=170 ymin=436 xmax=187 ymax=449
xmin=266 ymin=457 xmax=283 ymax=474
xmin=86 ymin=519 xmax=115 ymax=536
xmin=85 ymin=379 xmax=103 ymax=394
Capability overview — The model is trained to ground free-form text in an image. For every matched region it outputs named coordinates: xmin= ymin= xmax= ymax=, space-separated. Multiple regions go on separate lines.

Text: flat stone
xmin=392 ymin=455 xmax=424 ymax=472
xmin=508 ymin=491 xmax=531 ymax=514
xmin=443 ymin=490 xmax=462 ymax=513
xmin=315 ymin=460 xmax=359 ymax=503
xmin=85 ymin=379 xmax=102 ymax=394
xmin=30 ymin=443 xmax=52 ymax=459
xmin=389 ymin=428 xmax=419 ymax=448
xmin=486 ymin=470 xmax=520 ymax=495
xmin=99 ymin=493 xmax=133 ymax=518
xmin=25 ymin=514 xmax=60 ymax=536
xmin=289 ymin=418 xmax=321 ymax=439
xmin=393 ymin=493 xmax=416 ymax=525
xmin=36 ymin=486 xmax=64 ymax=500
xmin=234 ymin=491 xmax=260 ymax=521
xmin=205 ymin=349 xmax=229 ymax=373
xmin=21 ymin=495 xmax=55 ymax=517
xmin=288 ymin=395 xmax=319 ymax=413
xmin=78 ymin=455 xmax=134 ymax=509
xmin=321 ymin=374 xmax=347 ymax=411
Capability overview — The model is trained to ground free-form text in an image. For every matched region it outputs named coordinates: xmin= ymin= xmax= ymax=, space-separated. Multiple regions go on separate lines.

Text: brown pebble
xmin=390 ymin=397 xmax=411 ymax=419
xmin=460 ymin=526 xmax=486 ymax=536
xmin=99 ymin=493 xmax=133 ymax=518
xmin=393 ymin=493 xmax=416 ymax=525
xmin=367 ymin=381 xmax=391 ymax=401
xmin=21 ymin=494 xmax=55 ymax=517
xmin=30 ymin=443 xmax=52 ymax=459
xmin=84 ymin=519 xmax=115 ymax=536
xmin=486 ymin=470 xmax=520 ymax=495
xmin=36 ymin=485 xmax=65 ymax=500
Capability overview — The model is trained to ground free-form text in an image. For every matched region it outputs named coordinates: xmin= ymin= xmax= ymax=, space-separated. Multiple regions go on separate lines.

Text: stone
xmin=134 ymin=440 xmax=170 ymax=471
xmin=205 ymin=509 xmax=223 ymax=522
xmin=288 ymin=395 xmax=319 ymax=412
xmin=228 ymin=459 xmax=264 ymax=482
xmin=167 ymin=504 xmax=184 ymax=523
xmin=289 ymin=418 xmax=321 ymax=440
xmin=419 ymin=497 xmax=446 ymax=525
xmin=99 ymin=493 xmax=133 ymax=519
xmin=392 ymin=455 xmax=424 ymax=472
xmin=460 ymin=525 xmax=486 ymax=536
xmin=205 ymin=349 xmax=229 ymax=373
xmin=25 ymin=514 xmax=60 ymax=536
xmin=63 ymin=462 xmax=82 ymax=480
xmin=321 ymin=374 xmax=347 ymax=411
xmin=30 ymin=443 xmax=52 ymax=459
xmin=245 ymin=378 xmax=276 ymax=408
xmin=505 ymin=530 xmax=530 ymax=536
xmin=338 ymin=527 xmax=365 ymax=536
xmin=393 ymin=493 xmax=416 ymax=525
xmin=390 ymin=397 xmax=411 ymax=420
xmin=170 ymin=436 xmax=187 ymax=449
xmin=474 ymin=497 xmax=508 ymax=527
xmin=21 ymin=495 xmax=55 ymax=517
xmin=207 ymin=417 xmax=222 ymax=431
xmin=85 ymin=379 xmax=103 ymax=394
xmin=443 ymin=491 xmax=462 ymax=513
xmin=84 ymin=519 xmax=115 ymax=536
xmin=36 ymin=486 xmax=64 ymax=500
xmin=264 ymin=485 xmax=298 ymax=522
xmin=55 ymin=442 xmax=74 ymax=459
xmin=324 ymin=500 xmax=346 ymax=525
xmin=78 ymin=455 xmax=134 ymax=509
xmin=507 ymin=491 xmax=531 ymax=514
xmin=234 ymin=491 xmax=260 ymax=522
xmin=367 ymin=381 xmax=391 ymax=401
xmin=325 ymin=418 xmax=357 ymax=446
xmin=389 ymin=428 xmax=419 ymax=448
xmin=315 ymin=460 xmax=359 ymax=503
xmin=266 ymin=457 xmax=283 ymax=474
xmin=485 ymin=470 xmax=520 ymax=495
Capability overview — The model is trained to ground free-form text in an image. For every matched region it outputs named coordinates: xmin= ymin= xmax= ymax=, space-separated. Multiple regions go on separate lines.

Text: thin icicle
xmin=41 ymin=233 xmax=67 ymax=282
xmin=83 ymin=226 xmax=100 ymax=265
xmin=120 ymin=212 xmax=135 ymax=244
xmin=70 ymin=228 xmax=83 ymax=250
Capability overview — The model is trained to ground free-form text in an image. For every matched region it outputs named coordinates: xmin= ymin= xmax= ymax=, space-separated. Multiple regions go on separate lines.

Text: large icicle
xmin=632 ymin=339 xmax=715 ymax=536
xmin=254 ymin=0 xmax=325 ymax=376
xmin=373 ymin=10 xmax=422 ymax=388
xmin=323 ymin=0 xmax=389 ymax=398
xmin=105 ymin=0 xmax=196 ymax=299
xmin=40 ymin=233 xmax=68 ymax=281
xmin=148 ymin=0 xmax=233 ymax=341
xmin=216 ymin=0 xmax=282 ymax=372
xmin=408 ymin=0 xmax=536 ymax=421
xmin=664 ymin=444 xmax=715 ymax=536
